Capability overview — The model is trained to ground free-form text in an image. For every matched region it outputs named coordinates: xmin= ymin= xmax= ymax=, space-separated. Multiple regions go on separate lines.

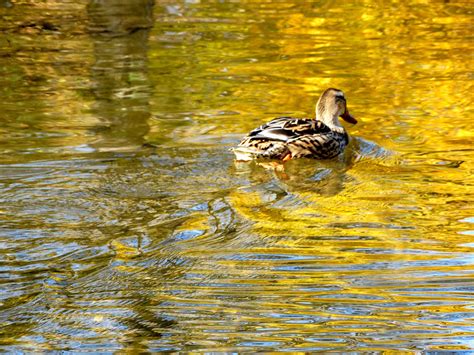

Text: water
xmin=1 ymin=0 xmax=473 ymax=352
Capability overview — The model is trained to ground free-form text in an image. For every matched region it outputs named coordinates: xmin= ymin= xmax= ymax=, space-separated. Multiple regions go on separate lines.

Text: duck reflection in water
xmin=233 ymin=146 xmax=358 ymax=198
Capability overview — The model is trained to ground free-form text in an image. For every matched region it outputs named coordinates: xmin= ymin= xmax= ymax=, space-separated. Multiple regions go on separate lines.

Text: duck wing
xmin=245 ymin=117 xmax=331 ymax=142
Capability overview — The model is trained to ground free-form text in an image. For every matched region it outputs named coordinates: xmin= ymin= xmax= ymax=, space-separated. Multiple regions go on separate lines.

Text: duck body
xmin=233 ymin=88 xmax=357 ymax=161
xmin=234 ymin=117 xmax=349 ymax=161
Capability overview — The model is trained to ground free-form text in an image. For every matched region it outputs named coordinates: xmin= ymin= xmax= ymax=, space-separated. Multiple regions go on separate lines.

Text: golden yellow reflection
xmin=0 ymin=0 xmax=473 ymax=352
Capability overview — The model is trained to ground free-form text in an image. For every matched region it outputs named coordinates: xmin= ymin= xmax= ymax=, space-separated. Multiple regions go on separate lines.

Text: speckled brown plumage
xmin=233 ymin=88 xmax=357 ymax=161
xmin=236 ymin=117 xmax=349 ymax=160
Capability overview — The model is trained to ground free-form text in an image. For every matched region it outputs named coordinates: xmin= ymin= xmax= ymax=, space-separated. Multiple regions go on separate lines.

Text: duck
xmin=232 ymin=88 xmax=357 ymax=161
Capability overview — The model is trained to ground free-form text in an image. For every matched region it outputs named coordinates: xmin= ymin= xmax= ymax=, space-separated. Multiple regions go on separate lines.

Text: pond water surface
xmin=1 ymin=0 xmax=473 ymax=352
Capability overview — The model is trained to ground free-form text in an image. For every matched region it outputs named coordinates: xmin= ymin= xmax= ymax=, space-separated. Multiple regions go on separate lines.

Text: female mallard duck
xmin=233 ymin=88 xmax=357 ymax=161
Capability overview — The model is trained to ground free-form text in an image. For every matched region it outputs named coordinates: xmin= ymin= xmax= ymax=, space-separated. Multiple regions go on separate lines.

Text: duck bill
xmin=340 ymin=109 xmax=357 ymax=124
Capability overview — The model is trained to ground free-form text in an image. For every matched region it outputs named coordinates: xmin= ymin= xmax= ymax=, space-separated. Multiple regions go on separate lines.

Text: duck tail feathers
xmin=230 ymin=146 xmax=261 ymax=161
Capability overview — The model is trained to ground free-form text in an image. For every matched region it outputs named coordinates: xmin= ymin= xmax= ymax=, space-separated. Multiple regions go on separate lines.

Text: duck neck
xmin=316 ymin=110 xmax=345 ymax=133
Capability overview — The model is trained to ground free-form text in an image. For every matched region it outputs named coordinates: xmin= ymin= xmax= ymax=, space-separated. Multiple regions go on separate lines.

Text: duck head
xmin=315 ymin=88 xmax=357 ymax=130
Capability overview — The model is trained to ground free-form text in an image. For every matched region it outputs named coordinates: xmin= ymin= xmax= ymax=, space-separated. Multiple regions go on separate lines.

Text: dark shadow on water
xmin=87 ymin=0 xmax=155 ymax=152
xmin=84 ymin=1 xmax=182 ymax=352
